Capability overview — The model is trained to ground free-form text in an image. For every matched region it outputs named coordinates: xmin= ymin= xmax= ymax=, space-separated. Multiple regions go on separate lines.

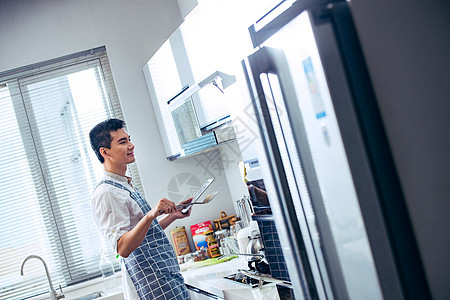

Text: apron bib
xmin=97 ymin=180 xmax=188 ymax=299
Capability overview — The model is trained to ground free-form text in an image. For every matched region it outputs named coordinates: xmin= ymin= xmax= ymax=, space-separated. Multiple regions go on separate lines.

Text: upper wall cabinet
xmin=143 ymin=28 xmax=237 ymax=160
xmin=143 ymin=0 xmax=281 ymax=159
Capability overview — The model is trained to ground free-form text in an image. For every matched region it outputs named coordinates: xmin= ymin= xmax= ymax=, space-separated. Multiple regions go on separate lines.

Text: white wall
xmin=0 ymin=0 xmax=236 ymax=241
xmin=351 ymin=1 xmax=450 ymax=299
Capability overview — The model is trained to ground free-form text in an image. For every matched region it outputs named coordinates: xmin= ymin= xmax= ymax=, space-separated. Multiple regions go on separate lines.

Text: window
xmin=0 ymin=47 xmax=143 ymax=299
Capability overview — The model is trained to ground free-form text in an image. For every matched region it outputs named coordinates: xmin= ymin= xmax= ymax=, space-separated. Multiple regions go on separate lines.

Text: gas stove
xmin=224 ymin=270 xmax=293 ymax=289
xmin=223 ymin=272 xmax=271 ymax=288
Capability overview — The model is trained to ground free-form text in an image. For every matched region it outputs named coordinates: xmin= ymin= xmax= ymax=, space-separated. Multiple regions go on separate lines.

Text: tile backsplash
xmin=256 ymin=219 xmax=290 ymax=281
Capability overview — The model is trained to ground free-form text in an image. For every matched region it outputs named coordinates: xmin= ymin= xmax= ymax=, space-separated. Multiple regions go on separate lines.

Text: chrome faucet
xmin=20 ymin=255 xmax=65 ymax=300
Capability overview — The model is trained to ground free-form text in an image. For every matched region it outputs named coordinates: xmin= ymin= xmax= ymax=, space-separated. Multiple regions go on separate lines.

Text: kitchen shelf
xmin=167 ymin=126 xmax=236 ymax=161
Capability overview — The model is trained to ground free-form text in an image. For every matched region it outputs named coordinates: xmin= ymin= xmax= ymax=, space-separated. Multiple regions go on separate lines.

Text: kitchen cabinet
xmin=142 ymin=0 xmax=280 ymax=160
xmin=143 ymin=27 xmax=237 ymax=160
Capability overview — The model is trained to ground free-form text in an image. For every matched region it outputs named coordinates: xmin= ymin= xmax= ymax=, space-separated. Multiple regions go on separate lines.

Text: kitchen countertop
xmin=180 ymin=257 xmax=281 ymax=299
xmin=30 ymin=276 xmax=124 ymax=300
xmin=32 ymin=258 xmax=281 ymax=300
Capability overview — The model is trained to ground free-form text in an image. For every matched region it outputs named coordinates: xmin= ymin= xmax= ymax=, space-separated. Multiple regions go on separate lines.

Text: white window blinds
xmin=0 ymin=47 xmax=143 ymax=299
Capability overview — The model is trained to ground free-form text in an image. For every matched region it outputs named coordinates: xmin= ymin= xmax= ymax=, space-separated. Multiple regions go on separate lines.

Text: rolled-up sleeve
xmin=92 ymin=186 xmax=132 ymax=253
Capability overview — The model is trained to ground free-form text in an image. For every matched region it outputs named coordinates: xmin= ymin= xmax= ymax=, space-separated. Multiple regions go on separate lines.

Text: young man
xmin=89 ymin=119 xmax=191 ymax=299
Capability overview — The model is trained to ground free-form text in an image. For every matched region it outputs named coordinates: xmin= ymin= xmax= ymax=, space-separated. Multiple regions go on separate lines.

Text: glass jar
xmin=206 ymin=232 xmax=221 ymax=258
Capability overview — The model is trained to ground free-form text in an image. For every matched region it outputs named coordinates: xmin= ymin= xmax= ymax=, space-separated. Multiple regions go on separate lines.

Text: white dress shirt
xmin=92 ymin=170 xmax=141 ymax=300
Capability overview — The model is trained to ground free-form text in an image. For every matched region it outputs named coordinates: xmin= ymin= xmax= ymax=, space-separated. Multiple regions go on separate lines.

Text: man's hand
xmin=173 ymin=197 xmax=193 ymax=219
xmin=119 ymin=197 xmax=193 ymax=256
xmin=148 ymin=198 xmax=177 ymax=219
xmin=155 ymin=197 xmax=193 ymax=230
xmin=118 ymin=197 xmax=176 ymax=258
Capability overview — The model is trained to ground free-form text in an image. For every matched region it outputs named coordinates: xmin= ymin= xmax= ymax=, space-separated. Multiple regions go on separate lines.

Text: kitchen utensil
xmin=181 ymin=178 xmax=214 ymax=214
xmin=230 ymin=222 xmax=242 ymax=239
xmin=246 ymin=233 xmax=264 ymax=262
xmin=215 ymin=229 xmax=230 ymax=254
xmin=212 ymin=211 xmax=237 ymax=230
xmin=236 ymin=195 xmax=253 ymax=228
xmin=177 ymin=191 xmax=218 ymax=209
xmin=223 ymin=237 xmax=240 ymax=254
xmin=159 ymin=191 xmax=218 ymax=213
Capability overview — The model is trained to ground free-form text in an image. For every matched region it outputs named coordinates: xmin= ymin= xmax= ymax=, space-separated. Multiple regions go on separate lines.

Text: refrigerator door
xmin=241 ymin=4 xmax=383 ymax=300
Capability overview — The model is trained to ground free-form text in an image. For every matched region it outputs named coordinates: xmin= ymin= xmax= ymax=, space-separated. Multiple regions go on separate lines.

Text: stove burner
xmin=224 ymin=272 xmax=270 ymax=288
xmin=248 ymin=259 xmax=270 ymax=274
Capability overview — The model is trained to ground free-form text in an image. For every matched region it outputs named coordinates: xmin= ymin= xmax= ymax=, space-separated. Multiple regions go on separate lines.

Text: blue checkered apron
xmin=97 ymin=180 xmax=189 ymax=299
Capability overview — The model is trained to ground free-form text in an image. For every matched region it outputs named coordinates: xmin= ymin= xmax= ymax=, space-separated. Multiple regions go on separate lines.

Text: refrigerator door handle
xmin=243 ymin=46 xmax=348 ymax=300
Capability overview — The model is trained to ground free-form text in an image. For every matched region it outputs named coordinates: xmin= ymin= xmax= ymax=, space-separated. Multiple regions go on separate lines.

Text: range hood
xmin=167 ymin=70 xmax=236 ymax=109
xmin=166 ymin=70 xmax=237 ymax=161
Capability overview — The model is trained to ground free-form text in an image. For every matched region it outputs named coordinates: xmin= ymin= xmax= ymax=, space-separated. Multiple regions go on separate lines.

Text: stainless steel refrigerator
xmin=235 ymin=0 xmax=430 ymax=299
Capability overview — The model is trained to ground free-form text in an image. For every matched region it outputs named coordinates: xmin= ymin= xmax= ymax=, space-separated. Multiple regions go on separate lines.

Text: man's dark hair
xmin=89 ymin=118 xmax=126 ymax=163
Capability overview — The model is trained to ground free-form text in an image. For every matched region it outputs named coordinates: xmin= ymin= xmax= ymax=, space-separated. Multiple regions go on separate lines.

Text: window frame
xmin=0 ymin=46 xmax=143 ymax=297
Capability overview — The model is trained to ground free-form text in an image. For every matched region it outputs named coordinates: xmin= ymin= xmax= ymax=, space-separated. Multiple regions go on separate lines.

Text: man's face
xmin=103 ymin=128 xmax=135 ymax=166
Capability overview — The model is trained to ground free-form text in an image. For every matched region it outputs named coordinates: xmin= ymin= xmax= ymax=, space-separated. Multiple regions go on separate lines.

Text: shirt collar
xmin=103 ymin=170 xmax=133 ymax=185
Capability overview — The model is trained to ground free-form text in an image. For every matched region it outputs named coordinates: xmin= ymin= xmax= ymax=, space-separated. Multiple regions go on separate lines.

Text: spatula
xmin=177 ymin=191 xmax=218 ymax=209
xmin=159 ymin=191 xmax=218 ymax=213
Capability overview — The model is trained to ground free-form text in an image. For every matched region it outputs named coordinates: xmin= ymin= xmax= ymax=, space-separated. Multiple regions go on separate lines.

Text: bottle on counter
xmin=206 ymin=232 xmax=221 ymax=258
xmin=215 ymin=229 xmax=230 ymax=255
